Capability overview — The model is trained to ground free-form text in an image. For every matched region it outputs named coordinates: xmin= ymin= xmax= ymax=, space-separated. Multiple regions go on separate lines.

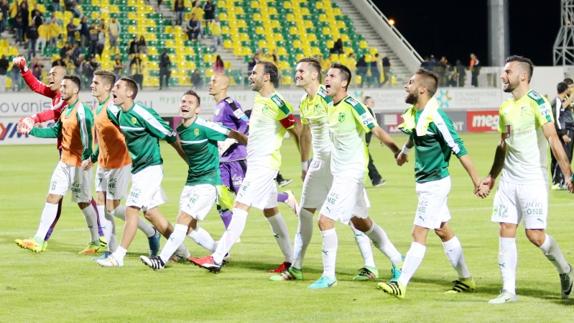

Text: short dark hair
xmin=183 ymin=89 xmax=201 ymax=106
xmin=119 ymin=77 xmax=139 ymax=99
xmin=557 ymin=81 xmax=569 ymax=95
xmin=94 ymin=70 xmax=116 ymax=88
xmin=564 ymin=77 xmax=573 ymax=86
xmin=415 ymin=68 xmax=439 ymax=96
xmin=259 ymin=61 xmax=279 ymax=88
xmin=505 ymin=55 xmax=534 ymax=82
xmin=330 ymin=63 xmax=352 ymax=90
xmin=297 ymin=57 xmax=322 ymax=75
xmin=63 ymin=75 xmax=81 ymax=91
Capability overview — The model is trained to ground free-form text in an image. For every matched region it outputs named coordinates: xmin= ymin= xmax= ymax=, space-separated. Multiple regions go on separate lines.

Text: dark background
xmin=375 ymin=0 xmax=561 ymax=66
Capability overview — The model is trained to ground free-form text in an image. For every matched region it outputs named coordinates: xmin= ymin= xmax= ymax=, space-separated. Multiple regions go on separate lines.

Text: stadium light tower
xmin=488 ymin=0 xmax=509 ymax=66
xmin=553 ymin=0 xmax=574 ymax=66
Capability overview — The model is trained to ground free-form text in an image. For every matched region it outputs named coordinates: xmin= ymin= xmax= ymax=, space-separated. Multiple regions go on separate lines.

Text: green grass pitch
xmin=1 ymin=133 xmax=573 ymax=322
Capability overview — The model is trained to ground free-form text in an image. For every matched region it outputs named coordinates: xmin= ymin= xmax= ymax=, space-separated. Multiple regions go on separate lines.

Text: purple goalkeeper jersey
xmin=212 ymin=96 xmax=249 ymax=162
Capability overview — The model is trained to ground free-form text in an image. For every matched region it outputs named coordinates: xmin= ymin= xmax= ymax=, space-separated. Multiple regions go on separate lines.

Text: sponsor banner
xmin=466 ymin=110 xmax=499 ymax=132
xmin=0 ymin=118 xmax=57 ymax=145
xmin=0 ymin=88 xmax=508 ymax=118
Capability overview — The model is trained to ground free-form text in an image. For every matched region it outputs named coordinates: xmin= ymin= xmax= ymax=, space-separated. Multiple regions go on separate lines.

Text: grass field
xmin=1 ymin=133 xmax=573 ymax=322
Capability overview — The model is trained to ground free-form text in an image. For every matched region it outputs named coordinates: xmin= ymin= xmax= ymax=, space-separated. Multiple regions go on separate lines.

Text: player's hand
xmin=12 ymin=56 xmax=28 ymax=72
xmin=475 ymin=176 xmax=494 ymax=198
xmin=17 ymin=117 xmax=34 ymax=134
xmin=81 ymin=159 xmax=93 ymax=170
xmin=563 ymin=134 xmax=571 ymax=143
xmin=396 ymin=152 xmax=408 ymax=166
xmin=566 ymin=178 xmax=574 ymax=193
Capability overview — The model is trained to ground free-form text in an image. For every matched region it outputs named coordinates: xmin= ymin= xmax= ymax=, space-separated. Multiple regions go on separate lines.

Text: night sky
xmin=375 ymin=0 xmax=561 ymax=66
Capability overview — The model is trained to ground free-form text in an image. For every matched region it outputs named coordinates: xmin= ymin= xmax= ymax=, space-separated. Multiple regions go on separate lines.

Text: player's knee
xmin=318 ymin=215 xmax=334 ymax=231
xmin=525 ymin=229 xmax=545 ymax=247
xmin=46 ymin=194 xmax=62 ymax=204
xmin=77 ymin=202 xmax=90 ymax=209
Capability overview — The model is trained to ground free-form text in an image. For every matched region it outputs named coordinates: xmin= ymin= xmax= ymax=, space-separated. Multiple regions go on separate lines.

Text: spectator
xmin=437 ymin=56 xmax=449 ymax=86
xmin=79 ymin=16 xmax=89 ymax=46
xmin=81 ymin=56 xmax=95 ymax=85
xmin=113 ymin=55 xmax=124 ymax=78
xmin=107 ymin=18 xmax=120 ymax=48
xmin=551 ymin=81 xmax=574 ymax=189
xmin=19 ymin=0 xmax=29 ymax=41
xmin=191 ymin=0 xmax=204 ymax=22
xmin=64 ymin=0 xmax=82 ymax=18
xmin=31 ymin=57 xmax=44 ymax=80
xmin=51 ymin=0 xmax=60 ymax=11
xmin=27 ymin=20 xmax=39 ymax=58
xmin=66 ymin=19 xmax=77 ymax=44
xmin=128 ymin=36 xmax=138 ymax=55
xmin=14 ymin=10 xmax=23 ymax=44
xmin=0 ymin=55 xmax=8 ymax=92
xmin=455 ymin=59 xmax=465 ymax=86
xmin=130 ymin=54 xmax=143 ymax=89
xmin=204 ymin=0 xmax=215 ymax=21
xmin=381 ymin=55 xmax=391 ymax=86
xmin=446 ymin=64 xmax=458 ymax=87
xmin=174 ymin=0 xmax=184 ymax=26
xmin=88 ymin=25 xmax=98 ymax=56
xmin=370 ymin=53 xmax=380 ymax=87
xmin=0 ymin=0 xmax=8 ymax=34
xmin=187 ymin=14 xmax=201 ymax=40
xmin=469 ymin=53 xmax=480 ymax=87
xmin=96 ymin=25 xmax=105 ymax=56
xmin=159 ymin=49 xmax=171 ymax=89
xmin=30 ymin=4 xmax=41 ymax=22
xmin=356 ymin=54 xmax=367 ymax=87
xmin=136 ymin=35 xmax=147 ymax=54
xmin=330 ymin=38 xmax=343 ymax=54
xmin=191 ymin=68 xmax=203 ymax=88
xmin=364 ymin=96 xmax=385 ymax=186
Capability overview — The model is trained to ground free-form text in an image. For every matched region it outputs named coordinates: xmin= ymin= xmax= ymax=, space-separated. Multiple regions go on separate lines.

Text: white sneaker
xmin=96 ymin=254 xmax=123 ymax=267
xmin=284 ymin=190 xmax=299 ymax=214
xmin=488 ymin=290 xmax=517 ymax=304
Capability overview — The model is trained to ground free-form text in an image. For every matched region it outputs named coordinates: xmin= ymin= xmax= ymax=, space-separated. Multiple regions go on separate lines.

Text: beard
xmin=405 ymin=92 xmax=418 ymax=104
xmin=502 ymin=83 xmax=515 ymax=93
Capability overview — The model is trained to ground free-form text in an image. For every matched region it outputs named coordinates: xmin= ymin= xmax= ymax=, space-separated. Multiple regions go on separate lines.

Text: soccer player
xmin=271 ymin=58 xmax=394 ymax=282
xmin=140 ymin=90 xmax=247 ymax=270
xmin=14 ymin=56 xmax=104 ymax=254
xmin=208 ymin=73 xmax=298 ymax=231
xmin=377 ymin=69 xmax=479 ymax=299
xmin=81 ymin=70 xmax=160 ymax=256
xmin=96 ymin=77 xmax=190 ymax=267
xmin=478 ymin=56 xmax=574 ymax=304
xmin=308 ymin=63 xmax=403 ymax=289
xmin=190 ymin=61 xmax=298 ymax=272
xmin=15 ymin=76 xmax=102 ymax=252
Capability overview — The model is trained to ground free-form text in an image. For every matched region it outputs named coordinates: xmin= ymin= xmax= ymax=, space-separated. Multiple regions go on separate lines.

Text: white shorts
xmin=48 ymin=161 xmax=92 ymax=203
xmin=126 ymin=165 xmax=166 ymax=211
xmin=235 ymin=166 xmax=278 ymax=210
xmin=180 ymin=184 xmax=217 ymax=221
xmin=300 ymin=158 xmax=333 ymax=209
xmin=491 ymin=179 xmax=548 ymax=229
xmin=319 ymin=176 xmax=370 ymax=224
xmin=95 ymin=164 xmax=131 ymax=200
xmin=414 ymin=176 xmax=452 ymax=229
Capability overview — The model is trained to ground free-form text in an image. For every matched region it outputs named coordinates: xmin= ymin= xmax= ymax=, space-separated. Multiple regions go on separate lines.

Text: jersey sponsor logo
xmin=360 ymin=112 xmax=373 ymax=127
xmin=466 ymin=110 xmax=499 ymax=132
xmin=194 ymin=128 xmax=200 ymax=136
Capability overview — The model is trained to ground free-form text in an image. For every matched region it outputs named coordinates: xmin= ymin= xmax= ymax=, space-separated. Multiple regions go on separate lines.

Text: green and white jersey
xmin=299 ymin=85 xmax=332 ymax=159
xmin=107 ymin=103 xmax=177 ymax=174
xmin=177 ymin=117 xmax=229 ymax=186
xmin=328 ymin=95 xmax=376 ymax=180
xmin=409 ymin=107 xmax=467 ymax=183
xmin=498 ymin=89 xmax=553 ymax=183
xmin=247 ymin=91 xmax=295 ymax=170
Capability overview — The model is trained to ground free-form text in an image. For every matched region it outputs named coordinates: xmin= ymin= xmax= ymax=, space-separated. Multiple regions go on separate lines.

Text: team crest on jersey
xmin=338 ymin=112 xmax=346 ymax=123
xmin=194 ymin=128 xmax=200 ymax=136
xmin=130 ymin=117 xmax=137 ymax=124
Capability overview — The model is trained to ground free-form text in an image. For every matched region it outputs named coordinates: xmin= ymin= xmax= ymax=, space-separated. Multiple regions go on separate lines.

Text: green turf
xmin=1 ymin=133 xmax=573 ymax=322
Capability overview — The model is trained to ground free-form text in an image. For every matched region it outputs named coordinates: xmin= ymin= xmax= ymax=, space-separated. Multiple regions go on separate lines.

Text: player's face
xmin=295 ymin=62 xmax=312 ymax=88
xmin=324 ymin=68 xmax=344 ymax=97
xmin=112 ymin=80 xmax=130 ymax=106
xmin=179 ymin=94 xmax=200 ymax=119
xmin=48 ymin=67 xmax=65 ymax=91
xmin=404 ymin=75 xmax=419 ymax=104
xmin=59 ymin=79 xmax=77 ymax=102
xmin=364 ymin=98 xmax=375 ymax=108
xmin=500 ymin=62 xmax=520 ymax=93
xmin=208 ymin=75 xmax=223 ymax=96
xmin=90 ymin=75 xmax=109 ymax=99
xmin=249 ymin=64 xmax=265 ymax=91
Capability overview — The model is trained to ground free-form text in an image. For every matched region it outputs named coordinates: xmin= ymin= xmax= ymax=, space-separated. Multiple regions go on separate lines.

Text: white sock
xmin=188 ymin=226 xmax=216 ymax=252
xmin=321 ymin=228 xmax=338 ymax=279
xmin=81 ymin=205 xmax=101 ymax=243
xmin=266 ymin=213 xmax=293 ymax=263
xmin=365 ymin=224 xmax=403 ymax=267
xmin=398 ymin=242 xmax=426 ymax=287
xmin=112 ymin=246 xmax=127 ymax=262
xmin=539 ymin=234 xmax=570 ymax=274
xmin=33 ymin=202 xmax=59 ymax=241
xmin=213 ymin=208 xmax=248 ymax=264
xmin=104 ymin=208 xmax=116 ymax=251
xmin=499 ymin=237 xmax=517 ymax=294
xmin=159 ymin=224 xmax=187 ymax=263
xmin=442 ymin=236 xmax=471 ymax=279
xmin=350 ymin=224 xmax=375 ymax=268
xmin=113 ymin=205 xmax=156 ymax=238
xmin=292 ymin=208 xmax=314 ymax=269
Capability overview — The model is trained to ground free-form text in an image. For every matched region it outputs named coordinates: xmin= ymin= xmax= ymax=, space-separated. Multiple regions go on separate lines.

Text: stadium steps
xmin=333 ymin=0 xmax=419 ymax=83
